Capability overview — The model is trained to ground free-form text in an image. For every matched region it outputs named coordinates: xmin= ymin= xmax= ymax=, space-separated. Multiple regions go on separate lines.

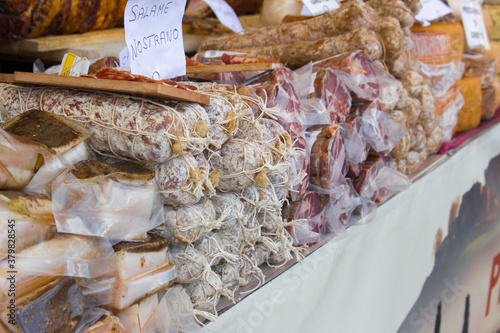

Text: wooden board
xmin=11 ymin=72 xmax=211 ymax=104
xmin=0 ymin=42 xmax=127 ymax=65
xmin=2 ymin=28 xmax=125 ymax=53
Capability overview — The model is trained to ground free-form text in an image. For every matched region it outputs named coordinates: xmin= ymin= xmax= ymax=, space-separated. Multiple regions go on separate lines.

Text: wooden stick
xmin=12 ymin=72 xmax=210 ymax=104
xmin=186 ymin=62 xmax=281 ymax=74
xmin=0 ymin=74 xmax=15 ymax=83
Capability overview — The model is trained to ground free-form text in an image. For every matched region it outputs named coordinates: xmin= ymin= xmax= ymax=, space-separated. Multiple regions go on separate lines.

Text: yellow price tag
xmin=60 ymin=53 xmax=77 ymax=76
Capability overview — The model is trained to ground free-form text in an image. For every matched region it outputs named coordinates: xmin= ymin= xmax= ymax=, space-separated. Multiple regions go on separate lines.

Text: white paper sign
xmin=300 ymin=5 xmax=312 ymax=16
xmin=415 ymin=0 xmax=453 ymax=26
xmin=461 ymin=0 xmax=489 ymax=50
xmin=124 ymin=0 xmax=187 ymax=79
xmin=301 ymin=0 xmax=340 ymax=16
xmin=203 ymin=0 xmax=243 ymax=33
xmin=119 ymin=46 xmax=131 ymax=67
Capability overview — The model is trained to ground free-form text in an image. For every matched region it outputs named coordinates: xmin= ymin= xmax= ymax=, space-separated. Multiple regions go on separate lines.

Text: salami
xmin=155 ymin=153 xmax=213 ymax=206
xmin=375 ymin=17 xmax=405 ymax=62
xmin=230 ymin=28 xmax=384 ymax=69
xmin=289 ymin=136 xmax=309 ymax=202
xmin=209 ymin=138 xmax=273 ymax=192
xmin=211 ymin=192 xmax=245 ymax=230
xmin=367 ymin=0 xmax=415 ymax=29
xmin=162 ymin=198 xmax=219 ymax=245
xmin=198 ymin=0 xmax=378 ymax=51
xmin=0 ymin=84 xmax=212 ymax=163
xmin=171 ymin=245 xmax=213 ymax=284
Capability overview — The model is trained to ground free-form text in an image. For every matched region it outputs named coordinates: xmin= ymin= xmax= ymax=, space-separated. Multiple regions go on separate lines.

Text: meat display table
xmin=207 ymin=121 xmax=500 ymax=333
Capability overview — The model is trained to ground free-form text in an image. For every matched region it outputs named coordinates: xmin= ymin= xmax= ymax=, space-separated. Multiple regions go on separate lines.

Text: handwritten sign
xmin=203 ymin=0 xmax=243 ymax=33
xmin=415 ymin=0 xmax=452 ymax=26
xmin=301 ymin=0 xmax=340 ymax=16
xmin=461 ymin=0 xmax=489 ymax=50
xmin=119 ymin=46 xmax=131 ymax=67
xmin=124 ymin=0 xmax=187 ymax=79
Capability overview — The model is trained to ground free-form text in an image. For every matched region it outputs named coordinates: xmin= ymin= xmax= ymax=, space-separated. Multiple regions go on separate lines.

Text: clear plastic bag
xmin=238 ymin=69 xmax=306 ymax=143
xmin=288 ymin=135 xmax=310 ymax=202
xmin=350 ymin=101 xmax=405 ymax=155
xmin=339 ymin=123 xmax=367 ymax=177
xmin=25 ymin=141 xmax=90 ymax=194
xmin=141 ymin=287 xmax=203 ymax=333
xmin=117 ymin=294 xmax=158 ymax=333
xmin=52 ymin=172 xmax=164 ymax=242
xmin=0 ymin=127 xmax=47 ymax=190
xmin=0 ymin=235 xmax=115 ymax=311
xmin=436 ymin=87 xmax=464 ymax=143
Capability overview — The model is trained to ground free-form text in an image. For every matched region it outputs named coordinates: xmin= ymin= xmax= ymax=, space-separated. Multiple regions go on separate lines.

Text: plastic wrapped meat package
xmin=189 ymin=51 xmax=279 ymax=85
xmin=0 ymin=234 xmax=116 ymax=311
xmin=0 ymin=277 xmax=85 ymax=333
xmin=302 ymin=67 xmax=352 ymax=125
xmin=0 ymin=192 xmax=56 ymax=258
xmin=283 ymin=191 xmax=327 ymax=245
xmin=51 ymin=160 xmax=164 ymax=242
xmin=0 ymin=110 xmax=90 ymax=193
xmin=0 ymin=128 xmax=46 ymax=191
xmin=288 ymin=135 xmax=309 ymax=202
xmin=307 ymin=125 xmax=346 ymax=191
xmin=311 ymin=50 xmax=399 ymax=111
xmin=81 ymin=234 xmax=175 ymax=312
xmin=351 ymin=155 xmax=410 ymax=204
